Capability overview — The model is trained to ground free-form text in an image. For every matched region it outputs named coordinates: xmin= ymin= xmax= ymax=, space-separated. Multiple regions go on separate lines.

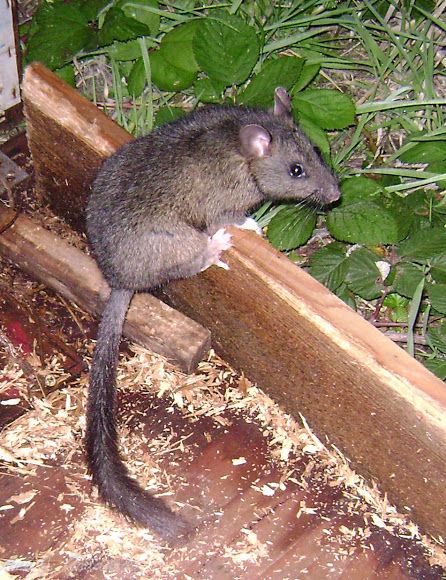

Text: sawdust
xmin=0 ymin=341 xmax=445 ymax=576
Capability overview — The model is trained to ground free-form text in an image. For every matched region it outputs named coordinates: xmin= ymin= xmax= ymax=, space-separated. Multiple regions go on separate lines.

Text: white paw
xmin=212 ymin=227 xmax=233 ymax=250
xmin=236 ymin=217 xmax=263 ymax=236
xmin=215 ymin=259 xmax=230 ymax=270
xmin=201 ymin=228 xmax=232 ymax=271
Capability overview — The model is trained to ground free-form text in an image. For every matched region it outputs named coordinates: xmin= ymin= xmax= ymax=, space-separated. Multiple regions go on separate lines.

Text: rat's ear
xmin=273 ymin=87 xmax=293 ymax=122
xmin=239 ymin=124 xmax=271 ymax=158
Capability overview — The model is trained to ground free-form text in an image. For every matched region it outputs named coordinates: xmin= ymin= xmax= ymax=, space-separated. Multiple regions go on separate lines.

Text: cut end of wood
xmin=23 ymin=63 xmax=131 ymax=158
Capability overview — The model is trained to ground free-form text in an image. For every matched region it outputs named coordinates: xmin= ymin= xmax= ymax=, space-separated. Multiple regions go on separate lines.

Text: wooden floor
xmin=0 ymin=270 xmax=444 ymax=579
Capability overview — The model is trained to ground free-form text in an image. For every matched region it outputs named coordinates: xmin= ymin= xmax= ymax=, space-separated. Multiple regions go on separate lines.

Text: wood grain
xmin=21 ymin=62 xmax=446 ymax=538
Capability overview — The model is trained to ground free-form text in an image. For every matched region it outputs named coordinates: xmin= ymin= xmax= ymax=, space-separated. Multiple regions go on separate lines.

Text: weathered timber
xmin=0 ymin=205 xmax=210 ymax=373
xmin=22 ymin=63 xmax=132 ymax=230
xmin=21 ymin=63 xmax=446 ymax=538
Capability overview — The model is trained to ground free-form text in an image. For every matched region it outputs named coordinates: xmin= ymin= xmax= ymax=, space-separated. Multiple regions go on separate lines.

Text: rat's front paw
xmin=236 ymin=217 xmax=263 ymax=236
xmin=202 ymin=228 xmax=232 ymax=271
xmin=212 ymin=228 xmax=232 ymax=250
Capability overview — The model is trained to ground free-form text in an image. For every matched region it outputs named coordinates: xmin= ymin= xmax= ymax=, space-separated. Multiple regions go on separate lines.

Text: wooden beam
xmin=161 ymin=228 xmax=446 ymax=538
xmin=22 ymin=63 xmax=132 ymax=230
xmin=0 ymin=205 xmax=210 ymax=373
xmin=21 ymin=63 xmax=446 ymax=538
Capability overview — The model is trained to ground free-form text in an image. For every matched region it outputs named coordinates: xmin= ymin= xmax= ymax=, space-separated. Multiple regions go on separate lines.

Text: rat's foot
xmin=235 ymin=217 xmax=263 ymax=236
xmin=202 ymin=228 xmax=232 ymax=271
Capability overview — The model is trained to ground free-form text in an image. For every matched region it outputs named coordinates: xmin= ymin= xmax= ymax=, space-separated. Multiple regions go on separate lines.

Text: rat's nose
xmin=325 ymin=179 xmax=341 ymax=204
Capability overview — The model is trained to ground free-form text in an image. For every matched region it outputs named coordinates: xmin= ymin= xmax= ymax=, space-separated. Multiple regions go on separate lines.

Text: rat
xmin=85 ymin=87 xmax=340 ymax=543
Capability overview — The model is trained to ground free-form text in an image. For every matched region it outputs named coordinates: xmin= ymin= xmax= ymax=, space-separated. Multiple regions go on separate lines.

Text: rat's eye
xmin=289 ymin=163 xmax=305 ymax=178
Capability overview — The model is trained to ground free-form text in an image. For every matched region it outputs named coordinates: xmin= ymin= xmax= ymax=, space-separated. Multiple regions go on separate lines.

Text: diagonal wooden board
xmin=20 ymin=62 xmax=446 ymax=538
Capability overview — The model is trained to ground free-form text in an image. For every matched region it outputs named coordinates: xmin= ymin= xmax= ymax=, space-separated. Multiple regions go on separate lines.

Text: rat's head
xmin=240 ymin=87 xmax=340 ymax=206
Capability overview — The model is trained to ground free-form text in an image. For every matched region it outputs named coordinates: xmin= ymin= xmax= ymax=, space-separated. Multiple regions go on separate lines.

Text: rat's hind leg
xmin=131 ymin=224 xmax=233 ymax=288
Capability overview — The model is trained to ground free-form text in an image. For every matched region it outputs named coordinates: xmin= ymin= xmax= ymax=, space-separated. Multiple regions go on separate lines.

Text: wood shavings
xmin=0 ymin=444 xmax=24 ymax=466
xmin=297 ymin=500 xmax=318 ymax=517
xmin=7 ymin=490 xmax=37 ymax=505
xmin=222 ymin=529 xmax=269 ymax=567
xmin=119 ymin=347 xmax=445 ymax=565
xmin=55 ymin=504 xmax=172 ymax=578
xmin=260 ymin=484 xmax=276 ymax=497
xmin=0 ymin=398 xmax=21 ymax=406
xmin=1 ymin=335 xmax=444 ymax=576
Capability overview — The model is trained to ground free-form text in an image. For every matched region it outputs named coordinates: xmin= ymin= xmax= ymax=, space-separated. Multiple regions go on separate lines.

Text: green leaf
xmin=25 ymin=0 xmax=97 ymax=70
xmin=423 ymin=356 xmax=446 ymax=380
xmin=118 ymin=0 xmax=159 ymax=34
xmin=297 ymin=115 xmax=331 ymax=164
xmin=151 ymin=50 xmax=196 ymax=91
xmin=292 ymin=89 xmax=355 ymax=130
xmin=327 ymin=197 xmax=411 ymax=245
xmin=402 ymin=190 xmax=441 ymax=232
xmin=107 ymin=37 xmax=154 ymax=61
xmin=427 ymin=161 xmax=446 ymax=189
xmin=426 ymin=160 xmax=446 ymax=188
xmin=392 ymin=261 xmax=425 ymax=298
xmin=328 ymin=178 xmax=406 ymax=245
xmin=433 ymin=198 xmax=446 ymax=222
xmin=193 ymin=11 xmax=259 ymax=86
xmin=309 ymin=242 xmax=349 ymax=291
xmin=383 ymin=294 xmax=409 ymax=323
xmin=430 ymin=254 xmax=446 ymax=283
xmin=427 ymin=323 xmax=446 ymax=354
xmin=345 ymin=248 xmax=385 ymax=300
xmin=79 ymin=0 xmax=109 ymax=20
xmin=292 ymin=62 xmax=320 ymax=93
xmin=267 ymin=205 xmax=316 ymax=251
xmin=341 ymin=176 xmax=383 ymax=201
xmin=151 ymin=21 xmax=200 ymax=91
xmin=98 ymin=7 xmax=151 ymax=46
xmin=398 ymin=140 xmax=446 ymax=164
xmin=54 ymin=63 xmax=75 ymax=86
xmin=379 ymin=173 xmax=402 ymax=188
xmin=238 ymin=56 xmax=304 ymax=108
xmin=333 ymin=282 xmax=357 ymax=309
xmin=194 ymin=78 xmax=226 ymax=103
xmin=127 ymin=58 xmax=145 ymax=97
xmin=427 ymin=283 xmax=446 ymax=314
xmin=158 ymin=21 xmax=200 ymax=74
xmin=155 ymin=106 xmax=186 ymax=126
xmin=398 ymin=227 xmax=446 ymax=261
xmin=403 ymin=189 xmax=431 ymax=212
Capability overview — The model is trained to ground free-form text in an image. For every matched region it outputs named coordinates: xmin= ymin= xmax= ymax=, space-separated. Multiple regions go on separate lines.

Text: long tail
xmin=86 ymin=288 xmax=190 ymax=542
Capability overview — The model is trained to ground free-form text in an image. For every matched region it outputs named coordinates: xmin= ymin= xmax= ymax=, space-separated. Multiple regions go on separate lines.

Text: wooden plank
xmin=0 ymin=205 xmax=210 ymax=373
xmin=21 ymin=63 xmax=446 ymax=538
xmin=161 ymin=228 xmax=446 ymax=539
xmin=22 ymin=63 xmax=132 ymax=230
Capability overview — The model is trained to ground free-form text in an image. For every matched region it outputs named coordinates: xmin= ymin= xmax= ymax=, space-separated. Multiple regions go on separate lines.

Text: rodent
xmin=85 ymin=87 xmax=340 ymax=543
